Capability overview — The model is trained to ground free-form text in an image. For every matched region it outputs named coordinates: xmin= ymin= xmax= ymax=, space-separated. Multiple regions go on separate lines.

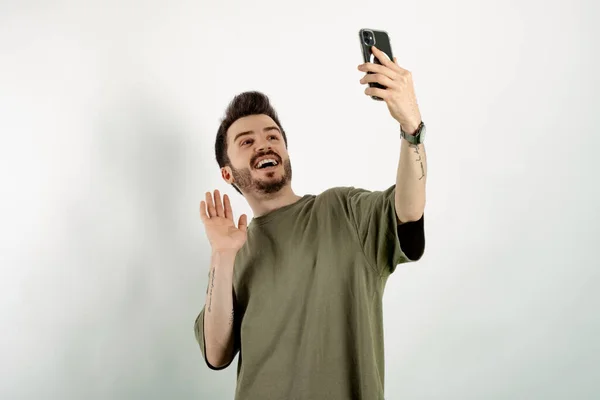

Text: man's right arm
xmin=201 ymin=250 xmax=238 ymax=368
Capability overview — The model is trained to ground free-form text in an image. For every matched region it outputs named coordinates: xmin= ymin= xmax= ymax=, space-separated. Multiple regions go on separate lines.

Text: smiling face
xmin=222 ymin=114 xmax=292 ymax=196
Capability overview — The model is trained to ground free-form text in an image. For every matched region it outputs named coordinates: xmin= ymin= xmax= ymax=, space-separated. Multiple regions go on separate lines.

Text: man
xmin=194 ymin=46 xmax=427 ymax=400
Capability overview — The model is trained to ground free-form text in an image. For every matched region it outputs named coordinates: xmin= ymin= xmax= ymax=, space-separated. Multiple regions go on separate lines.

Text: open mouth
xmin=254 ymin=157 xmax=279 ymax=170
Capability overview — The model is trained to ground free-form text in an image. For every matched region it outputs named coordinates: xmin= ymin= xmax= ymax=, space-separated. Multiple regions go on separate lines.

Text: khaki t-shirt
xmin=194 ymin=185 xmax=425 ymax=400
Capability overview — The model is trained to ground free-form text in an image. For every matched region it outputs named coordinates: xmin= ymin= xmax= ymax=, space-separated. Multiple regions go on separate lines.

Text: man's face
xmin=223 ymin=114 xmax=292 ymax=195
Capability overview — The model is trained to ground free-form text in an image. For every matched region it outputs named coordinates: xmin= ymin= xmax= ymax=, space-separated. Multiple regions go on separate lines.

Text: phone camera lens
xmin=362 ymin=31 xmax=375 ymax=46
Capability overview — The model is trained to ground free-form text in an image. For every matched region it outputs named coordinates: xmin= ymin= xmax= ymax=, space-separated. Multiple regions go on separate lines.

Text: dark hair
xmin=215 ymin=91 xmax=288 ymax=195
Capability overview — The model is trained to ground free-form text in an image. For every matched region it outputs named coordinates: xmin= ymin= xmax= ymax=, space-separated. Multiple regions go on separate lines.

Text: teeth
xmin=256 ymin=158 xmax=278 ymax=168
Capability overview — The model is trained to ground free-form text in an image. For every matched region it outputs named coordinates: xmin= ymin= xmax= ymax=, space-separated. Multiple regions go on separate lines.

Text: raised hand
xmin=200 ymin=190 xmax=248 ymax=252
xmin=358 ymin=46 xmax=422 ymax=133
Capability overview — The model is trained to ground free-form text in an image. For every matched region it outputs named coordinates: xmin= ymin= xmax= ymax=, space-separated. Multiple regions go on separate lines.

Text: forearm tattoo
xmin=229 ymin=309 xmax=234 ymax=326
xmin=208 ymin=267 xmax=216 ymax=312
xmin=410 ymin=144 xmax=426 ymax=180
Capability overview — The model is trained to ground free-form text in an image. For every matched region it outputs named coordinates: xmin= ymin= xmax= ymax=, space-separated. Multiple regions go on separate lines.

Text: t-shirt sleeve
xmin=194 ymin=306 xmax=239 ymax=371
xmin=344 ymin=184 xmax=425 ymax=276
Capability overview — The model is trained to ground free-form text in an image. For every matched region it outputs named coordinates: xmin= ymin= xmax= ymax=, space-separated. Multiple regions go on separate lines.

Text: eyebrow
xmin=233 ymin=126 xmax=281 ymax=144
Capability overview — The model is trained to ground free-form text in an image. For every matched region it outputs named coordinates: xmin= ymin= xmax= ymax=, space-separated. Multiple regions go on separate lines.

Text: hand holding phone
xmin=358 ymin=29 xmax=394 ymax=101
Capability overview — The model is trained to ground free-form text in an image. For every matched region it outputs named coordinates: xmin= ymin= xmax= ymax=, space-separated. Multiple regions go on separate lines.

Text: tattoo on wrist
xmin=409 ymin=144 xmax=426 ymax=180
xmin=229 ymin=309 xmax=234 ymax=326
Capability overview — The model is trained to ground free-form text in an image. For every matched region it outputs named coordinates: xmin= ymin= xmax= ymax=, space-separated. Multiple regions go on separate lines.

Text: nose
xmin=254 ymin=137 xmax=273 ymax=153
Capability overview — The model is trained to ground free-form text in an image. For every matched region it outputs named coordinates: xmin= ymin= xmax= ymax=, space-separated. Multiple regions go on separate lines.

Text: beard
xmin=231 ymin=157 xmax=293 ymax=195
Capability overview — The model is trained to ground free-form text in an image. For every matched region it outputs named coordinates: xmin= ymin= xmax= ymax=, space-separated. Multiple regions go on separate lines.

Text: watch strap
xmin=401 ymin=121 xmax=425 ymax=145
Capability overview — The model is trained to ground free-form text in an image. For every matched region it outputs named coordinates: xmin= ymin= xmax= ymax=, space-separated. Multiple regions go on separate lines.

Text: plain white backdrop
xmin=1 ymin=0 xmax=598 ymax=399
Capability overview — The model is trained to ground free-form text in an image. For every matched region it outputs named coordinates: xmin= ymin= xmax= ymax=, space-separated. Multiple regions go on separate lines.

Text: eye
xmin=269 ymin=135 xmax=278 ymax=140
xmin=241 ymin=139 xmax=253 ymax=146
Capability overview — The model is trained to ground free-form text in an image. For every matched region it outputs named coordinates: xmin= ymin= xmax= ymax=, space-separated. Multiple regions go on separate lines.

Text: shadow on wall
xmin=53 ymin=92 xmax=233 ymax=400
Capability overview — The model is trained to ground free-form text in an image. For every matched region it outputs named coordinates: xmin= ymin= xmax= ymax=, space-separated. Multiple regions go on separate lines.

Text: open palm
xmin=200 ymin=189 xmax=248 ymax=252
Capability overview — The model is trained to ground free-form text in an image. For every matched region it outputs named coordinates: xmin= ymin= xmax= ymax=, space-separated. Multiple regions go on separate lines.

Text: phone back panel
xmin=359 ymin=29 xmax=393 ymax=66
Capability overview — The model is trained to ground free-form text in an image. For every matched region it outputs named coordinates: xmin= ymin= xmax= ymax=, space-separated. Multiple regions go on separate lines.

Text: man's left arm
xmin=394 ymin=128 xmax=427 ymax=260
xmin=358 ymin=45 xmax=427 ymax=224
xmin=358 ymin=46 xmax=426 ymax=260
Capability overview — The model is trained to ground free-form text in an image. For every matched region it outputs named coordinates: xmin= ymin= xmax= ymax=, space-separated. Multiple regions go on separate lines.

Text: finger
xmin=199 ymin=200 xmax=209 ymax=222
xmin=360 ymin=73 xmax=397 ymax=89
xmin=238 ymin=214 xmax=248 ymax=232
xmin=365 ymin=86 xmax=390 ymax=100
xmin=205 ymin=191 xmax=217 ymax=217
xmin=389 ymin=55 xmax=410 ymax=75
xmin=358 ymin=62 xmax=396 ymax=80
xmin=213 ymin=189 xmax=225 ymax=218
xmin=223 ymin=194 xmax=233 ymax=220
xmin=371 ymin=46 xmax=397 ymax=69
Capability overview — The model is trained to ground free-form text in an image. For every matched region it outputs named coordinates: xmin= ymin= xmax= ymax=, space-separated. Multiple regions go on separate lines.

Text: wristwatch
xmin=401 ymin=121 xmax=426 ymax=145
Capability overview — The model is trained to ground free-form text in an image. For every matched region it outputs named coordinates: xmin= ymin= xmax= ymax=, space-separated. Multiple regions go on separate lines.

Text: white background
xmin=1 ymin=0 xmax=599 ymax=399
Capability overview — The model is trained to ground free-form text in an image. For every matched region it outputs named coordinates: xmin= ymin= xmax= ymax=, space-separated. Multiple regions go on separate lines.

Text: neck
xmin=244 ymin=185 xmax=303 ymax=217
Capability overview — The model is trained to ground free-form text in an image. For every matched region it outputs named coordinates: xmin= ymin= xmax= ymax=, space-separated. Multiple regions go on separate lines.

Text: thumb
xmin=238 ymin=214 xmax=248 ymax=232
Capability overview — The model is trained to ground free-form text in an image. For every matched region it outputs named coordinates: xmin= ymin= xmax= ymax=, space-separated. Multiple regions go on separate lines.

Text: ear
xmin=221 ymin=166 xmax=233 ymax=184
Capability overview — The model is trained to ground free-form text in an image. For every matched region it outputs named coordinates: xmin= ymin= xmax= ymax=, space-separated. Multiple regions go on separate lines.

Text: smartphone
xmin=358 ymin=28 xmax=394 ymax=101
